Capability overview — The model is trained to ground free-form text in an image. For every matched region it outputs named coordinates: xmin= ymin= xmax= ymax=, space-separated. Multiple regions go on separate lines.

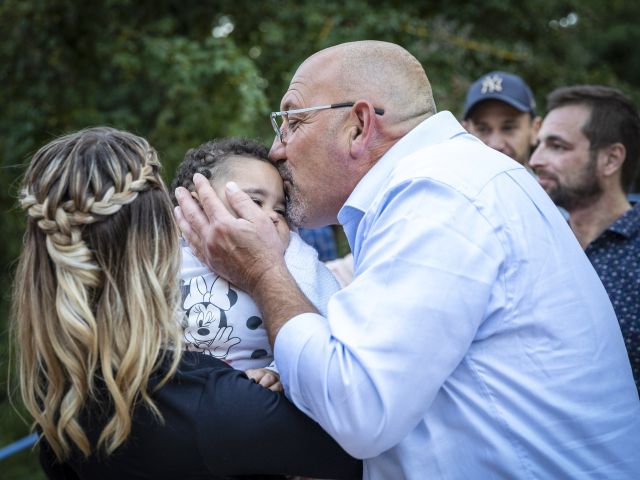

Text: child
xmin=170 ymin=137 xmax=340 ymax=390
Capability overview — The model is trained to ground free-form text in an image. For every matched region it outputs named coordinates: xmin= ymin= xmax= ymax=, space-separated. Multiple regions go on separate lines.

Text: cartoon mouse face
xmin=181 ymin=274 xmax=240 ymax=358
xmin=183 ymin=302 xmax=227 ymax=349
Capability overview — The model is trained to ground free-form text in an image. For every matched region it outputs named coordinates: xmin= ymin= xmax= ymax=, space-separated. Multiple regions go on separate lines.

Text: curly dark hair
xmin=170 ymin=137 xmax=270 ymax=205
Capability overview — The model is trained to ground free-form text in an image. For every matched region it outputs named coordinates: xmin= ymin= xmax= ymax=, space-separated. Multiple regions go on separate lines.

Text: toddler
xmin=170 ymin=138 xmax=340 ymax=390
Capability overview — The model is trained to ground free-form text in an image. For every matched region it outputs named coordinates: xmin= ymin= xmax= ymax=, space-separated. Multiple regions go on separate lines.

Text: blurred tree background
xmin=2 ymin=0 xmax=639 ymax=476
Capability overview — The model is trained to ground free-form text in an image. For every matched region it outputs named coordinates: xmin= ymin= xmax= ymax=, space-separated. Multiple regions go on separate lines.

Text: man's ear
xmin=600 ymin=142 xmax=626 ymax=177
xmin=529 ymin=116 xmax=542 ymax=147
xmin=348 ymin=100 xmax=376 ymax=159
xmin=461 ymin=119 xmax=470 ymax=131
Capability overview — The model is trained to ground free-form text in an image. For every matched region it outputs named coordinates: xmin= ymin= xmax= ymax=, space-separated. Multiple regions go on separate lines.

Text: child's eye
xmin=275 ymin=208 xmax=286 ymax=217
xmin=251 ymin=198 xmax=263 ymax=207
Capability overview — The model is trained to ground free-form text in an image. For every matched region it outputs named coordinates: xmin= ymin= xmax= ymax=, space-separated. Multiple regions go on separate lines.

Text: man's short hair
xmin=547 ymin=85 xmax=640 ymax=192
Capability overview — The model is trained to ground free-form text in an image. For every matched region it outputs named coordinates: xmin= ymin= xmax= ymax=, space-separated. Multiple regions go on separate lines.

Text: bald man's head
xmin=302 ymin=41 xmax=436 ymax=130
xmin=269 ymin=41 xmax=438 ymax=227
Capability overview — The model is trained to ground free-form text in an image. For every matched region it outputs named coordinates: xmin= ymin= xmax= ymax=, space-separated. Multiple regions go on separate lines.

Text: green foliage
xmin=2 ymin=0 xmax=640 ymax=476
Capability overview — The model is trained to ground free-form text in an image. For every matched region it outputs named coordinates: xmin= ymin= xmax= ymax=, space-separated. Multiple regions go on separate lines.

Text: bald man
xmin=176 ymin=41 xmax=640 ymax=479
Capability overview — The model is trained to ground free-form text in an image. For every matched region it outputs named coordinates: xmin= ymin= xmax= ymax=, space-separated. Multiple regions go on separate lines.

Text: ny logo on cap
xmin=481 ymin=74 xmax=503 ymax=94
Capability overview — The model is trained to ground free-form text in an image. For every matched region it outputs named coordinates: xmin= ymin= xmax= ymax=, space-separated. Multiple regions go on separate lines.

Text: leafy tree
xmin=2 ymin=1 xmax=640 ymax=477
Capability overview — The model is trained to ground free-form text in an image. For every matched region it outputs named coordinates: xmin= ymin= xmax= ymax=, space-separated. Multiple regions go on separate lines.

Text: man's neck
xmin=568 ymin=191 xmax=631 ymax=249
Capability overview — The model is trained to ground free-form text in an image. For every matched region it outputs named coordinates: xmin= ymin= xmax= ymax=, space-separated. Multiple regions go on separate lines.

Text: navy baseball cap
xmin=463 ymin=71 xmax=536 ymax=119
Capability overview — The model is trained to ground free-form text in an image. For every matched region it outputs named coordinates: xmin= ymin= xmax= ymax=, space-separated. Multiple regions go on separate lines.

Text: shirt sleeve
xmin=275 ymin=178 xmax=505 ymax=458
xmin=197 ymin=366 xmax=362 ymax=479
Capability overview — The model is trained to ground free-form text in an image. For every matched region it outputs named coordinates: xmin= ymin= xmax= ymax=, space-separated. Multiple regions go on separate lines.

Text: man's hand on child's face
xmin=174 ymin=174 xmax=287 ymax=296
xmin=245 ymin=368 xmax=283 ymax=392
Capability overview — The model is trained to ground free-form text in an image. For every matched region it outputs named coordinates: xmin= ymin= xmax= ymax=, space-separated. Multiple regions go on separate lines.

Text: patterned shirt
xmin=298 ymin=226 xmax=338 ymax=261
xmin=586 ymin=202 xmax=640 ymax=392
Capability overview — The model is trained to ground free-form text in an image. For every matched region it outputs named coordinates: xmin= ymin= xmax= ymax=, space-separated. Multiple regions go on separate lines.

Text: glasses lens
xmin=270 ymin=114 xmax=281 ymax=139
xmin=273 ymin=113 xmax=288 ymax=143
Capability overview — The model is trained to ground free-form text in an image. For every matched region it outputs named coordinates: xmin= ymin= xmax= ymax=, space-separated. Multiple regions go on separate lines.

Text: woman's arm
xmin=197 ymin=366 xmax=362 ymax=479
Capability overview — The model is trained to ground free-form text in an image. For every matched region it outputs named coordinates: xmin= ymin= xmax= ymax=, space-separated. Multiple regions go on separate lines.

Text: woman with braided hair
xmin=11 ymin=127 xmax=361 ymax=480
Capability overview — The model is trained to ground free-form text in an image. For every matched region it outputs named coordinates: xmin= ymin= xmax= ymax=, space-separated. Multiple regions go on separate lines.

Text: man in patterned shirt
xmin=530 ymin=85 xmax=640 ymax=393
xmin=298 ymin=226 xmax=339 ymax=262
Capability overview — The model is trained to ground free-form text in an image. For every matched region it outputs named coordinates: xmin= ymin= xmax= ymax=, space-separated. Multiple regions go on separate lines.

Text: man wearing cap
xmin=463 ymin=71 xmax=541 ymax=167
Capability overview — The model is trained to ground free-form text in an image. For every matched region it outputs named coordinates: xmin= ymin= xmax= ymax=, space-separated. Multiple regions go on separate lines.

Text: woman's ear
xmin=349 ymin=101 xmax=377 ymax=159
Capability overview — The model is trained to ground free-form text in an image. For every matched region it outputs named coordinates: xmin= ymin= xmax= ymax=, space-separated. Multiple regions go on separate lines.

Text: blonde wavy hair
xmin=11 ymin=127 xmax=183 ymax=460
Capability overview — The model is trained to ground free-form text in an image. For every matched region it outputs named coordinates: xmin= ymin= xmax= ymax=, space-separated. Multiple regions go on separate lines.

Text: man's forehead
xmin=279 ymin=75 xmax=312 ymax=110
xmin=470 ymin=100 xmax=530 ymax=122
xmin=547 ymin=104 xmax=590 ymax=122
xmin=280 ymin=54 xmax=338 ymax=109
xmin=541 ymin=105 xmax=590 ymax=137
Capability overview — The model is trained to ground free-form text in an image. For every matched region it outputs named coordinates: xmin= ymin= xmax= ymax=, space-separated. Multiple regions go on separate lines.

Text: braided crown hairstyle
xmin=12 ymin=127 xmax=183 ymax=460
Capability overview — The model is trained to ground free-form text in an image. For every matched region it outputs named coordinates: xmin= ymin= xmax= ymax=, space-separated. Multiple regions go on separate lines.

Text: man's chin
xmin=285 ymin=200 xmax=307 ymax=228
xmin=537 ymin=177 xmax=556 ymax=193
xmin=545 ymin=187 xmax=564 ymax=206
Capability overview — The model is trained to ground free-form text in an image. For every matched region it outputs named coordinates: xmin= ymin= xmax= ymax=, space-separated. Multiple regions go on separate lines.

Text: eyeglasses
xmin=270 ymin=102 xmax=385 ymax=144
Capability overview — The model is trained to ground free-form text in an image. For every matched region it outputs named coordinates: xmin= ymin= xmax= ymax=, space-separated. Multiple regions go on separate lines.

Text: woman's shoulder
xmin=176 ymin=351 xmax=234 ymax=374
xmin=150 ymin=351 xmax=240 ymax=397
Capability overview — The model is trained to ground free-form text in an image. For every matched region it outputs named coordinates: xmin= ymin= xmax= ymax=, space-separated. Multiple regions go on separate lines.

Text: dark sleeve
xmin=39 ymin=439 xmax=80 ymax=480
xmin=197 ymin=367 xmax=362 ymax=479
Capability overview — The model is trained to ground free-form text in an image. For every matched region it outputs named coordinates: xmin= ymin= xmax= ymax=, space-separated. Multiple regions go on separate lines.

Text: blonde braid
xmin=12 ymin=127 xmax=182 ymax=460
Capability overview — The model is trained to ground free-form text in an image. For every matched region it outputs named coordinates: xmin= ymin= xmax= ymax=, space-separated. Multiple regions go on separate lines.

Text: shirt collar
xmin=606 ymin=201 xmax=640 ymax=238
xmin=338 ymin=111 xmax=466 ymax=232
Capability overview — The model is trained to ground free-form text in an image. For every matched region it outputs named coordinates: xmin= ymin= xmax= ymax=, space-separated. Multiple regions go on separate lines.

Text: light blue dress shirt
xmin=275 ymin=111 xmax=640 ymax=479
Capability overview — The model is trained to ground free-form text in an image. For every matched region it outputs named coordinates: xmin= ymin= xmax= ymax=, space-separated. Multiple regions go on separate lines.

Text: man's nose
xmin=486 ymin=133 xmax=506 ymax=152
xmin=529 ymin=144 xmax=544 ymax=168
xmin=268 ymin=137 xmax=286 ymax=164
